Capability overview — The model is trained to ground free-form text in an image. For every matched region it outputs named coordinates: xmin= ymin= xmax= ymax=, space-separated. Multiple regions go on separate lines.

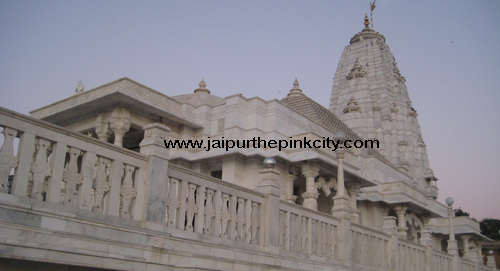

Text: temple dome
xmin=171 ymin=79 xmax=225 ymax=106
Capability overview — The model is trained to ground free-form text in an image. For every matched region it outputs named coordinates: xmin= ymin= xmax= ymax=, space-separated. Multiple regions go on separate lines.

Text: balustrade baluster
xmin=120 ymin=164 xmax=137 ymax=219
xmin=0 ymin=127 xmax=19 ymax=193
xmin=194 ymin=185 xmax=205 ymax=234
xmin=250 ymin=202 xmax=260 ymax=244
xmin=220 ymin=193 xmax=230 ymax=238
xmin=244 ymin=199 xmax=251 ymax=243
xmin=78 ymin=151 xmax=96 ymax=210
xmin=46 ymin=142 xmax=66 ymax=203
xmin=235 ymin=197 xmax=246 ymax=241
xmin=228 ymin=195 xmax=237 ymax=240
xmin=213 ymin=190 xmax=222 ymax=237
xmin=284 ymin=211 xmax=290 ymax=250
xmin=204 ymin=188 xmax=215 ymax=235
xmin=92 ymin=157 xmax=111 ymax=213
xmin=165 ymin=178 xmax=180 ymax=228
xmin=107 ymin=160 xmax=123 ymax=216
xmin=185 ymin=183 xmax=198 ymax=232
xmin=61 ymin=147 xmax=83 ymax=207
xmin=176 ymin=179 xmax=188 ymax=230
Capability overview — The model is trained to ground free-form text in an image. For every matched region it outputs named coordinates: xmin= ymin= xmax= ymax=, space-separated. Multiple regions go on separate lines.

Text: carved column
xmin=95 ymin=113 xmax=112 ymax=142
xmin=301 ymin=162 xmax=319 ymax=210
xmin=394 ymin=205 xmax=408 ymax=238
xmin=419 ymin=214 xmax=433 ymax=247
xmin=347 ymin=181 xmax=361 ymax=223
xmin=285 ymin=167 xmax=298 ymax=203
xmin=109 ymin=107 xmax=131 ymax=147
xmin=461 ymin=235 xmax=471 ymax=259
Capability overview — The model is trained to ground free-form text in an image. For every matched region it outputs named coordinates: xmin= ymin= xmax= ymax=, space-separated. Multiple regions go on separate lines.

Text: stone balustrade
xmin=0 ymin=106 xmax=496 ymax=270
xmin=0 ymin=107 xmax=148 ymax=220
xmin=433 ymin=249 xmax=454 ymax=271
xmin=278 ymin=200 xmax=339 ymax=259
xmin=164 ymin=164 xmax=266 ymax=247
xmin=350 ymin=224 xmax=391 ymax=268
xmin=397 ymin=238 xmax=427 ymax=271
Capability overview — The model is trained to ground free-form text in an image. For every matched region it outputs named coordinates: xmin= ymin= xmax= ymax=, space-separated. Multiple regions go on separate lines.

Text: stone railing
xmin=397 ymin=238 xmax=427 ymax=271
xmin=478 ymin=265 xmax=492 ymax=271
xmin=459 ymin=258 xmax=477 ymax=271
xmin=350 ymin=223 xmax=391 ymax=269
xmin=164 ymin=164 xmax=265 ymax=248
xmin=432 ymin=249 xmax=454 ymax=271
xmin=0 ymin=107 xmax=148 ymax=220
xmin=278 ymin=200 xmax=339 ymax=259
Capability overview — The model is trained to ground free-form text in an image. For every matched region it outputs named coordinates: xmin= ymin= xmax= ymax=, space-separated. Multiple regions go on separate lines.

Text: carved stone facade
xmin=0 ymin=16 xmax=494 ymax=271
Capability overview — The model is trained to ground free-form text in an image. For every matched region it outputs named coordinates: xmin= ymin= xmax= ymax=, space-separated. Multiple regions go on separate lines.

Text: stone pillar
xmin=447 ymin=206 xmax=458 ymax=255
xmin=446 ymin=203 xmax=459 ymax=271
xmin=301 ymin=162 xmax=319 ymax=210
xmin=140 ymin=123 xmax=171 ymax=225
xmin=394 ymin=204 xmax=408 ymax=238
xmin=347 ymin=181 xmax=361 ymax=223
xmin=382 ymin=216 xmax=398 ymax=235
xmin=109 ymin=107 xmax=131 ymax=147
xmin=95 ymin=113 xmax=112 ymax=142
xmin=285 ymin=167 xmax=298 ymax=203
xmin=468 ymin=240 xmax=480 ymax=264
xmin=461 ymin=235 xmax=471 ymax=259
xmin=486 ymin=250 xmax=496 ymax=269
xmin=331 ymin=147 xmax=351 ymax=219
xmin=257 ymin=162 xmax=281 ymax=254
xmin=419 ymin=214 xmax=432 ymax=246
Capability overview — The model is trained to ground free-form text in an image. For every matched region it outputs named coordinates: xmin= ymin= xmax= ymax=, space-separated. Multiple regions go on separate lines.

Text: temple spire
xmin=364 ymin=14 xmax=370 ymax=29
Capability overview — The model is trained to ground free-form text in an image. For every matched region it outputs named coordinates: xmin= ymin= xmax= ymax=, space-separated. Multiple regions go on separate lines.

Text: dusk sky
xmin=0 ymin=1 xmax=499 ymax=220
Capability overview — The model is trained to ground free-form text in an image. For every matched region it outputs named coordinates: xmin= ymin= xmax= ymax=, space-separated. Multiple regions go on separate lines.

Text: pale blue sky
xmin=0 ymin=1 xmax=499 ymax=220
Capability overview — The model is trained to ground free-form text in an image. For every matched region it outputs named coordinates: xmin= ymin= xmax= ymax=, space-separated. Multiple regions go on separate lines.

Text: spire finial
xmin=288 ymin=78 xmax=304 ymax=97
xmin=194 ymin=78 xmax=210 ymax=94
xmin=199 ymin=78 xmax=206 ymax=88
xmin=364 ymin=13 xmax=370 ymax=28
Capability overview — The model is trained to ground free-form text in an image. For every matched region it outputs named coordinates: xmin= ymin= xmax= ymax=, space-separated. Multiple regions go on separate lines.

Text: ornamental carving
xmin=120 ymin=164 xmax=137 ymax=219
xmin=92 ymin=157 xmax=111 ymax=213
xmin=165 ymin=178 xmax=180 ymax=228
xmin=30 ymin=138 xmax=52 ymax=200
xmin=220 ymin=193 xmax=231 ymax=238
xmin=0 ymin=127 xmax=19 ymax=193
xmin=62 ymin=147 xmax=83 ymax=207
xmin=185 ymin=183 xmax=198 ymax=232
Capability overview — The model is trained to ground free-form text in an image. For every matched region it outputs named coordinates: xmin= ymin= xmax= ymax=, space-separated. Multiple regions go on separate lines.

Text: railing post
xmin=382 ymin=216 xmax=399 ymax=270
xmin=257 ymin=158 xmax=281 ymax=253
xmin=139 ymin=123 xmax=171 ymax=226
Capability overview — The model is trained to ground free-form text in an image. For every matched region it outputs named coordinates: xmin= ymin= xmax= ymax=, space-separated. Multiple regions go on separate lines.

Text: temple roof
xmin=280 ymin=83 xmax=393 ymax=166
